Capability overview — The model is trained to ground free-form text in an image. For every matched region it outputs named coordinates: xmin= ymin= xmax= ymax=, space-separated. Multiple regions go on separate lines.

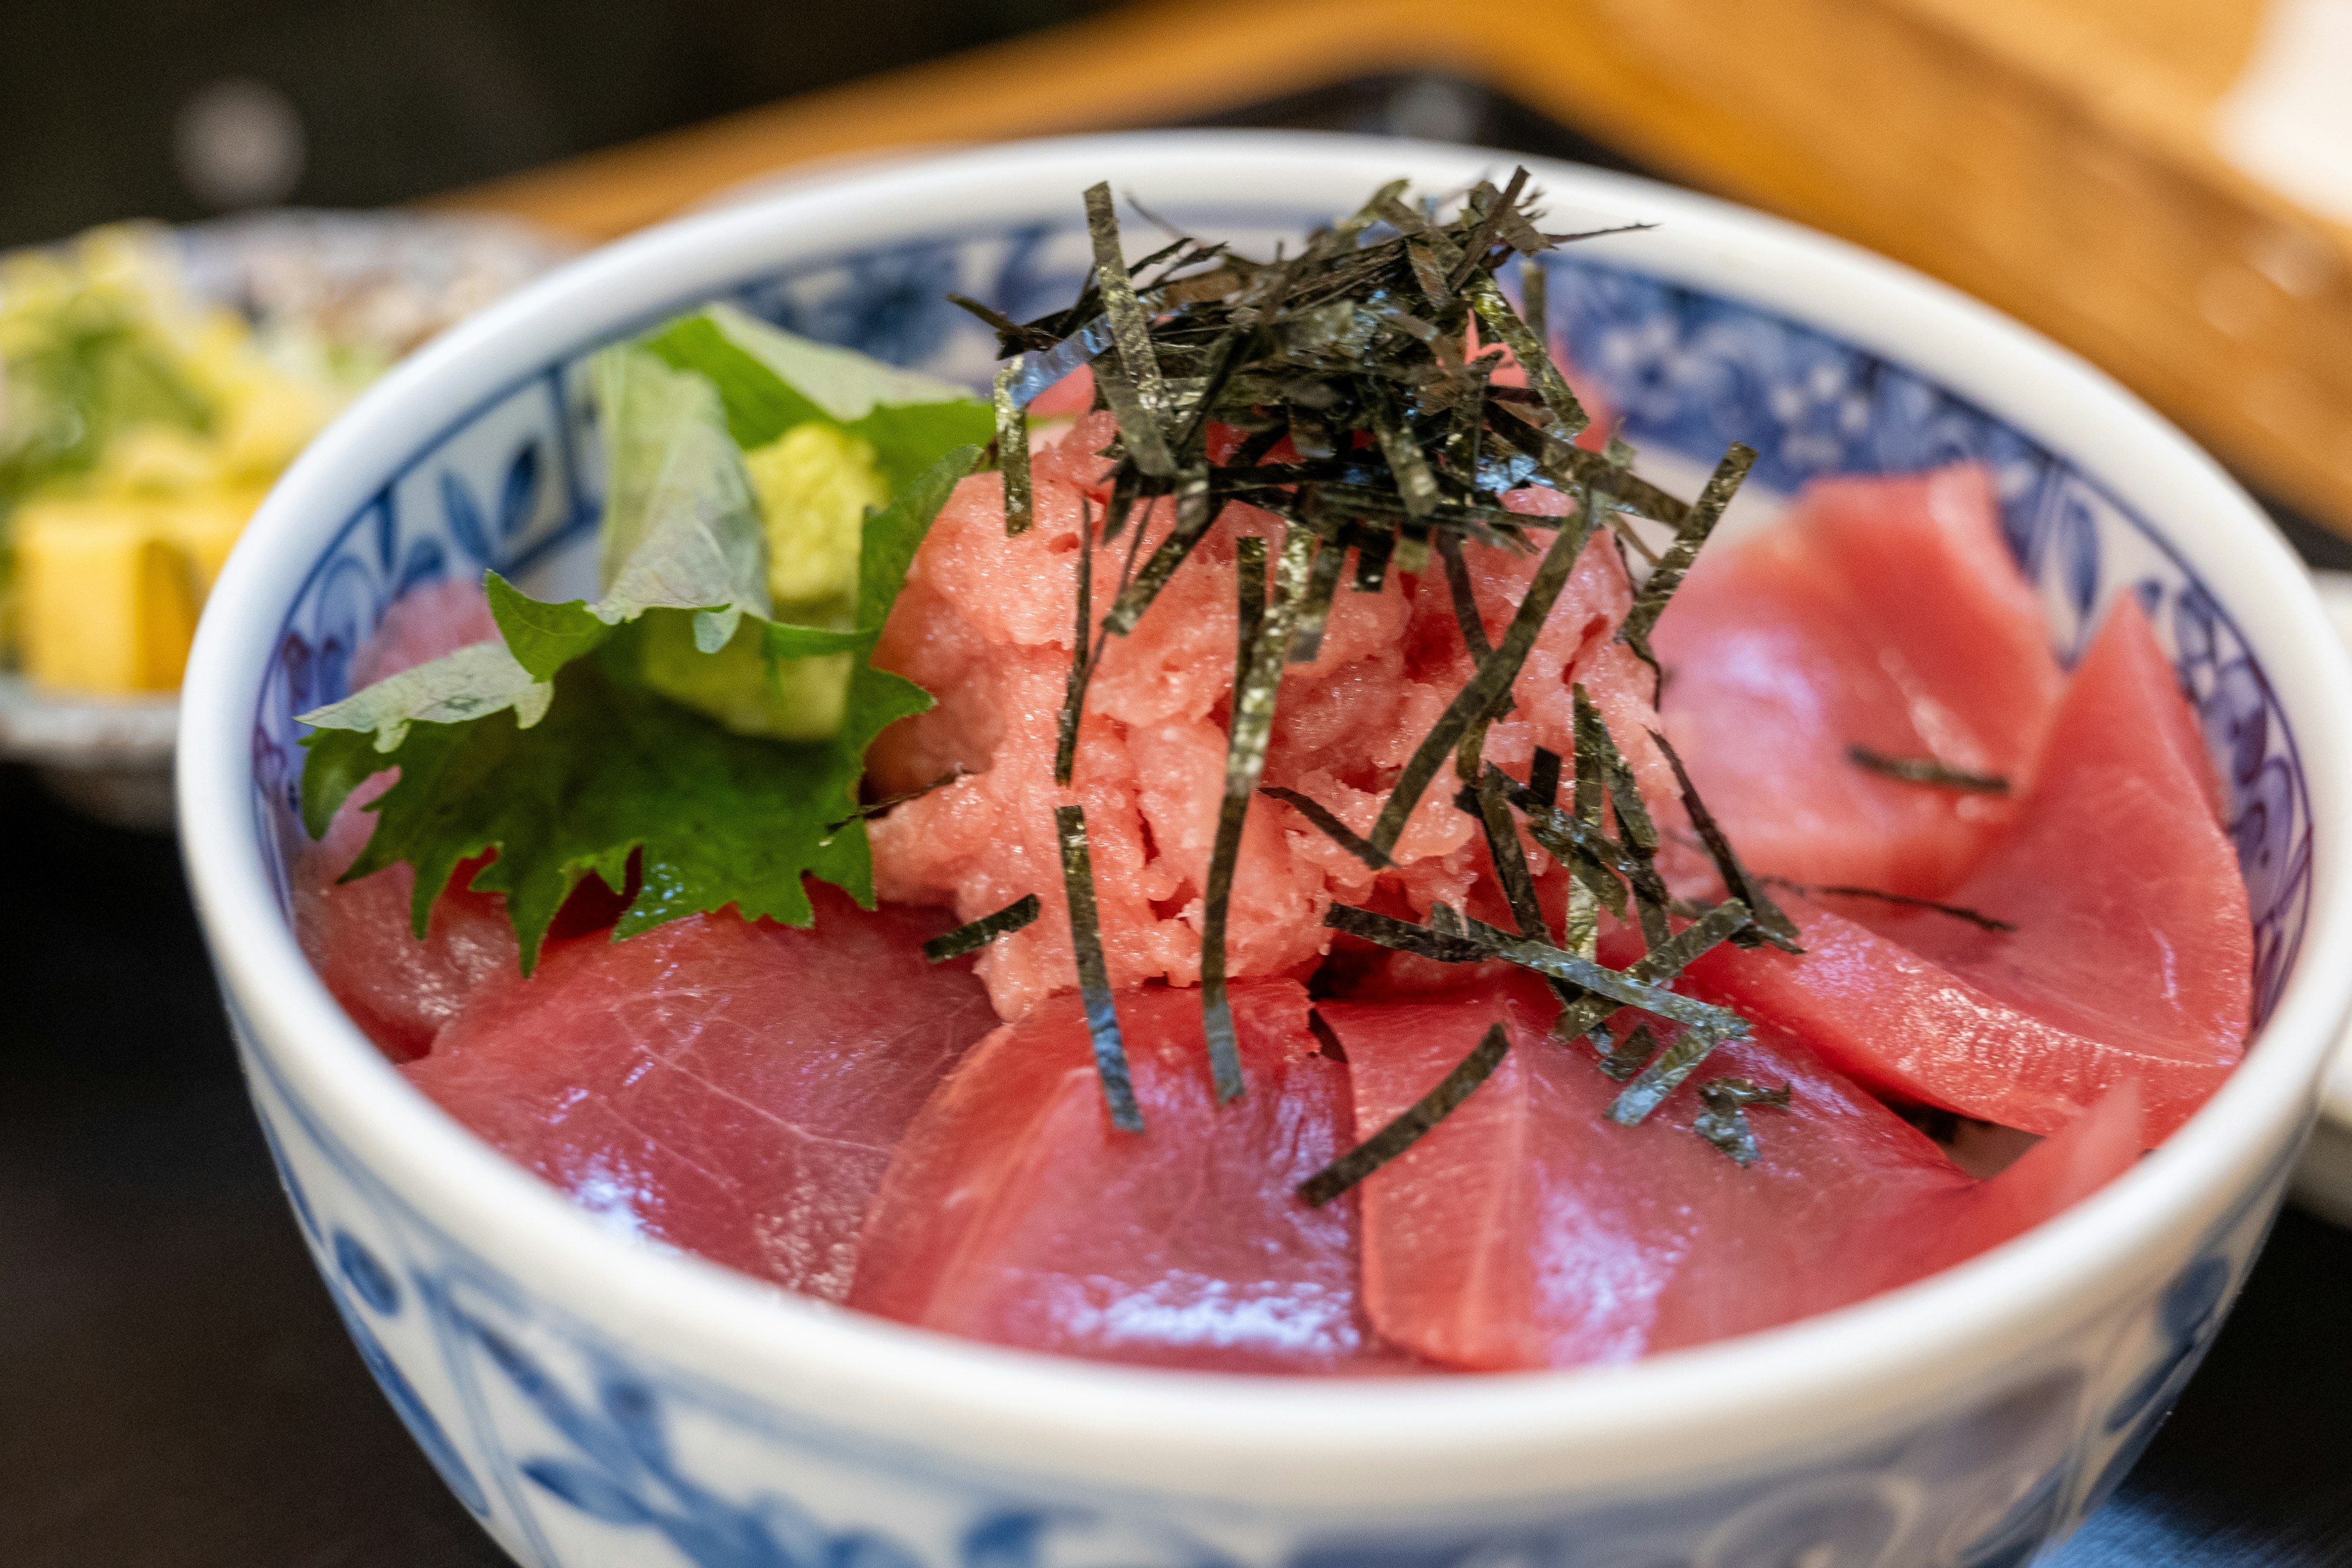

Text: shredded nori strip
xmin=1592 ymin=1020 xmax=1659 ymax=1082
xmin=1811 ymin=884 xmax=2018 ymax=933
xmin=1692 ymin=1076 xmax=1792 ymax=1165
xmin=824 ymin=768 xmax=967 ymax=834
xmin=1464 ymin=272 xmax=1588 ymax=442
xmin=1845 ymin=745 xmax=2011 ymax=795
xmin=1434 ymin=531 xmax=1496 ymax=664
xmin=922 ymin=894 xmax=1043 ymax=963
xmin=1575 ymin=687 xmax=1658 ymax=854
xmin=1368 ymin=500 xmax=1595 ymax=859
xmin=1521 ymin=258 xmax=1549 ymax=356
xmin=1054 ymin=803 xmax=1142 ymax=1131
xmin=1649 ymin=728 xmax=1803 ymax=952
xmin=1260 ymin=785 xmax=1389 ymax=869
xmin=1102 ymin=467 xmax=1217 ymax=635
xmin=1298 ymin=1022 xmax=1511 ymax=1207
xmin=1607 ymin=1020 xmax=1746 ymax=1126
xmin=1621 ymin=442 xmax=1757 ymax=665
xmin=1324 ymin=904 xmax=1741 ymax=1036
xmin=1054 ymin=498 xmax=1099 ymax=786
xmin=1084 ymin=183 xmax=1174 ymax=477
xmin=992 ymin=359 xmax=1033 ymax=535
xmin=1287 ymin=517 xmax=1348 ymax=663
xmin=1200 ymin=526 xmax=1314 ymax=1103
xmin=1548 ymin=899 xmax=1754 ymax=1046
xmin=1471 ymin=768 xmax=1549 ymax=942
xmin=1528 ymin=745 xmax=1563 ymax=812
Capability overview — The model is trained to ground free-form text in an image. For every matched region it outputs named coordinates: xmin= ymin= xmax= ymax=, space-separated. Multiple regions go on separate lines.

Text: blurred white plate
xmin=1 ymin=209 xmax=568 ymax=830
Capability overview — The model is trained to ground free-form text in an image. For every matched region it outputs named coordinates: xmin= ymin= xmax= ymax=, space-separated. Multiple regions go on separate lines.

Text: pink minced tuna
xmin=869 ymin=411 xmax=1674 ymax=1022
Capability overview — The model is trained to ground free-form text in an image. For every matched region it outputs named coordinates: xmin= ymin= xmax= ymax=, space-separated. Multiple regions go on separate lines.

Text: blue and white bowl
xmin=177 ymin=133 xmax=2352 ymax=1568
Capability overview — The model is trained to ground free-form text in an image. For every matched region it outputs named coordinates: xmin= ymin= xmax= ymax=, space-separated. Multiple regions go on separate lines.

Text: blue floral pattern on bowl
xmin=238 ymin=203 xmax=2309 ymax=1568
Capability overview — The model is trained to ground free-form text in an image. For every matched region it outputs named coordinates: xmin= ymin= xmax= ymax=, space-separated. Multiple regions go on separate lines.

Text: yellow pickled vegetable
xmin=0 ymin=224 xmax=343 ymax=693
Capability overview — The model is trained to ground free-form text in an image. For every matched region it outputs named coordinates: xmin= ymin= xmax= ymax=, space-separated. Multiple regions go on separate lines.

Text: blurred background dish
xmin=0 ymin=209 xmax=565 ymax=826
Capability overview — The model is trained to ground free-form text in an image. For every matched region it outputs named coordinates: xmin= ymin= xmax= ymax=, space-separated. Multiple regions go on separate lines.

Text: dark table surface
xmin=10 ymin=74 xmax=2352 ymax=1568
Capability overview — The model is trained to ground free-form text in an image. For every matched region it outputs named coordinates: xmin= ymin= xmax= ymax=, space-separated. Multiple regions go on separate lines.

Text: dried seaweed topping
xmin=1809 ymin=884 xmax=2018 ymax=933
xmin=1520 ymin=258 xmax=1550 ymax=358
xmin=1846 ymin=745 xmax=2011 ymax=795
xmin=922 ymin=894 xmax=1042 ymax=963
xmin=1547 ymin=899 xmax=1754 ymax=1046
xmin=1471 ymin=768 xmax=1550 ymax=943
xmin=1055 ymin=802 xmax=1142 ymax=1133
xmin=1260 ymin=785 xmax=1390 ymax=869
xmin=1434 ymin=530 xmax=1497 ymax=665
xmin=1200 ymin=526 xmax=1315 ymax=1103
xmin=822 ymin=767 xmax=966 ymax=835
xmin=1649 ymin=728 xmax=1803 ymax=953
xmin=1528 ymin=745 xmax=1563 ymax=813
xmin=1692 ymin=1076 xmax=1793 ymax=1165
xmin=1591 ymin=1019 xmax=1660 ymax=1082
xmin=1286 ymin=516 xmax=1349 ymax=663
xmin=1465 ymin=273 xmax=1588 ymax=442
xmin=1606 ymin=1018 xmax=1747 ymax=1127
xmin=1324 ymin=904 xmax=1744 ymax=1039
xmin=1575 ymin=687 xmax=1659 ymax=854
xmin=1084 ymin=183 xmax=1175 ymax=478
xmin=1298 ymin=1022 xmax=1512 ymax=1207
xmin=1621 ymin=441 xmax=1757 ymax=665
xmin=991 ymin=359 xmax=1033 ymax=535
xmin=1054 ymin=497 xmax=1099 ymax=786
xmin=1368 ymin=499 xmax=1596 ymax=859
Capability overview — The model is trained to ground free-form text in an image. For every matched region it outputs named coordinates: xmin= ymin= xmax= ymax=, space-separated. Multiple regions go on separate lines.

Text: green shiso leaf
xmin=295 ymin=639 xmax=549 ymax=765
xmin=643 ymin=303 xmax=992 ymax=495
xmin=301 ymin=650 xmax=918 ymax=972
xmin=299 ymin=315 xmax=973 ymax=968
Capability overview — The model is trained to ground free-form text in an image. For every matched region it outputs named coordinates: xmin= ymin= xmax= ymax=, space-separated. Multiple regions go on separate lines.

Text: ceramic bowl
xmin=178 ymin=132 xmax=2352 ymax=1568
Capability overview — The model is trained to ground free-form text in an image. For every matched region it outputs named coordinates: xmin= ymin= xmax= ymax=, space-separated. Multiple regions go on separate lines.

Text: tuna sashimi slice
xmin=848 ymin=980 xmax=1383 ymax=1372
xmin=294 ymin=578 xmax=513 ymax=1061
xmin=295 ymin=772 xmax=518 ymax=1061
xmin=1654 ymin=466 xmax=2064 ymax=896
xmin=407 ymin=891 xmax=997 ymax=1302
xmin=1691 ymin=600 xmax=2249 ymax=1143
xmin=1324 ymin=974 xmax=2136 ymax=1370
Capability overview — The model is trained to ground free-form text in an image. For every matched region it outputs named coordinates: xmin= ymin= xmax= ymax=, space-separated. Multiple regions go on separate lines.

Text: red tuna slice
xmin=407 ymin=891 xmax=996 ymax=1302
xmin=350 ymin=575 xmax=500 ymax=688
xmin=293 ymin=577 xmax=516 ymax=1060
xmin=293 ymin=773 xmax=518 ymax=1061
xmin=848 ymin=979 xmax=1382 ymax=1372
xmin=1715 ymin=598 xmax=2247 ymax=1143
xmin=1322 ymin=974 xmax=2135 ymax=1370
xmin=1653 ymin=465 xmax=2064 ymax=897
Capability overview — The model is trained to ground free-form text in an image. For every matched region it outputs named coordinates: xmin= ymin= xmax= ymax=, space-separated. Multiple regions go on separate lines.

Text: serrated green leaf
xmin=297 ymin=639 xmax=550 ymax=760
xmin=297 ymin=309 xmax=979 ymax=967
xmin=644 ymin=305 xmax=992 ymax=494
xmin=307 ymin=651 xmax=886 ymax=970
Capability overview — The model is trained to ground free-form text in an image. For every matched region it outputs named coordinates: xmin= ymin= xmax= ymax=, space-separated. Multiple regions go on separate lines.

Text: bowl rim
xmin=178 ymin=129 xmax=2352 ymax=1504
